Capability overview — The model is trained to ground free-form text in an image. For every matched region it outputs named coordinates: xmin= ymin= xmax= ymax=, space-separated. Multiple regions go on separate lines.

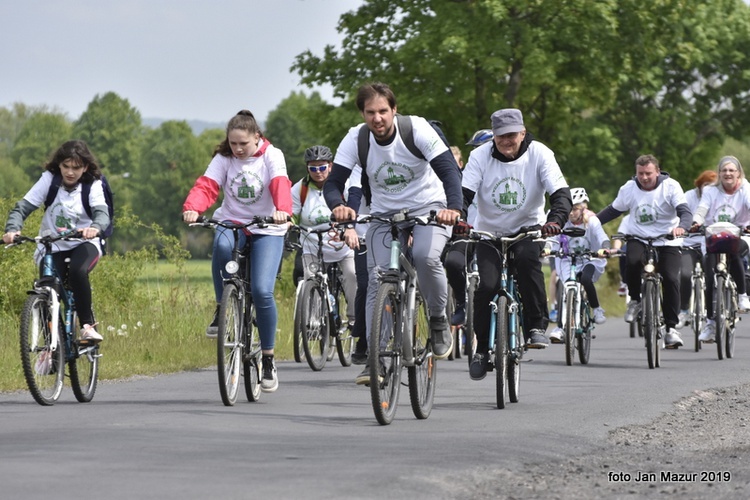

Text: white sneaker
xmin=699 ymin=320 xmax=716 ymax=343
xmin=593 ymin=307 xmax=606 ymax=324
xmin=624 ymin=300 xmax=640 ymax=323
xmin=548 ymin=327 xmax=564 ymax=344
xmin=676 ymin=310 xmax=690 ymax=329
xmin=80 ymin=324 xmax=103 ymax=343
xmin=664 ymin=328 xmax=684 ymax=349
xmin=739 ymin=293 xmax=750 ymax=312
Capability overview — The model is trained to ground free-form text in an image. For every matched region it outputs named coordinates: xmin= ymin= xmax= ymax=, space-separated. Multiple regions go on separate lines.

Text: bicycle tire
xmin=578 ymin=295 xmax=592 ymax=365
xmin=564 ymin=290 xmax=576 ymax=366
xmin=692 ymin=273 xmax=704 ymax=352
xmin=370 ymin=282 xmax=402 ymax=425
xmin=725 ymin=278 xmax=736 ymax=359
xmin=217 ymin=283 xmax=242 ymax=406
xmin=715 ymin=275 xmax=726 ymax=361
xmin=243 ymin=301 xmax=261 ymax=402
xmin=292 ymin=280 xmax=305 ymax=363
xmin=464 ymin=276 xmax=478 ymax=365
xmin=408 ymin=290 xmax=435 ymax=419
xmin=70 ymin=309 xmax=100 ymax=403
xmin=300 ymin=280 xmax=330 ymax=371
xmin=445 ymin=285 xmax=456 ymax=361
xmin=495 ymin=296 xmax=509 ymax=409
xmin=507 ymin=300 xmax=522 ymax=404
xmin=643 ymin=280 xmax=658 ymax=369
xmin=334 ymin=277 xmax=353 ymax=367
xmin=20 ymin=293 xmax=65 ymax=406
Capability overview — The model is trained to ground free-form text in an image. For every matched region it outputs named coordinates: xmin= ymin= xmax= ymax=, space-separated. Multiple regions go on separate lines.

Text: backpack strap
xmin=299 ymin=176 xmax=310 ymax=207
xmin=44 ymin=173 xmax=63 ymax=210
xmin=396 ymin=114 xmax=424 ymax=160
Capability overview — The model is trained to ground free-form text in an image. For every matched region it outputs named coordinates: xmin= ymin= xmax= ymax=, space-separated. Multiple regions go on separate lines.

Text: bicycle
xmin=445 ymin=236 xmax=479 ymax=366
xmin=614 ymin=233 xmax=680 ymax=369
xmin=8 ymin=231 xmax=101 ymax=406
xmin=545 ymin=227 xmax=597 ymax=366
xmin=363 ymin=210 xmax=439 ymax=425
xmin=702 ymin=222 xmax=742 ymax=360
xmin=190 ymin=216 xmax=277 ymax=406
xmin=683 ymin=246 xmax=706 ymax=352
xmin=293 ymin=223 xmax=354 ymax=371
xmin=469 ymin=227 xmax=542 ymax=409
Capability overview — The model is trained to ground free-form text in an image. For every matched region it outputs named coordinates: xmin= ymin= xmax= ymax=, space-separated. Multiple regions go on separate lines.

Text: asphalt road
xmin=2 ymin=319 xmax=749 ymax=500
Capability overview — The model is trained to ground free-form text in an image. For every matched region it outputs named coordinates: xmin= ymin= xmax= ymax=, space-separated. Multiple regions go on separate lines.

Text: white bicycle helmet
xmin=466 ymin=129 xmax=493 ymax=146
xmin=571 ymin=187 xmax=589 ymax=205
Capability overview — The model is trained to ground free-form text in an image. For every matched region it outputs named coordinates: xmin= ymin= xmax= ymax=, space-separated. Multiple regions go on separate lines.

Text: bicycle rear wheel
xmin=495 ymin=296 xmax=509 ymax=409
xmin=292 ymin=280 xmax=305 ymax=363
xmin=691 ymin=273 xmax=704 ymax=352
xmin=715 ymin=275 xmax=726 ymax=360
xmin=70 ymin=308 xmax=100 ymax=403
xmin=725 ymin=279 xmax=736 ymax=359
xmin=334 ymin=280 xmax=354 ymax=367
xmin=578 ymin=296 xmax=592 ymax=365
xmin=370 ymin=282 xmax=402 ymax=425
xmin=507 ymin=304 xmax=522 ymax=404
xmin=408 ymin=291 xmax=435 ymax=419
xmin=465 ymin=276 xmax=477 ymax=366
xmin=20 ymin=293 xmax=65 ymax=406
xmin=300 ymin=280 xmax=330 ymax=371
xmin=564 ymin=290 xmax=576 ymax=366
xmin=643 ymin=280 xmax=659 ymax=369
xmin=243 ymin=301 xmax=261 ymax=402
xmin=445 ymin=286 xmax=456 ymax=361
xmin=217 ymin=283 xmax=242 ymax=406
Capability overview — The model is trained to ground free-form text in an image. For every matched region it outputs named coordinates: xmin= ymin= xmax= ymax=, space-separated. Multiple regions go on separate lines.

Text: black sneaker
xmin=469 ymin=353 xmax=489 ymax=380
xmin=430 ymin=316 xmax=453 ymax=360
xmin=206 ymin=305 xmax=220 ymax=338
xmin=450 ymin=304 xmax=466 ymax=326
xmin=526 ymin=329 xmax=549 ymax=349
xmin=261 ymin=355 xmax=278 ymax=393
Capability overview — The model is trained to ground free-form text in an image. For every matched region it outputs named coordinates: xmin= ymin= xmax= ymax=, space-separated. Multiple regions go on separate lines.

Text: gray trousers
xmin=364 ymin=218 xmax=450 ymax=341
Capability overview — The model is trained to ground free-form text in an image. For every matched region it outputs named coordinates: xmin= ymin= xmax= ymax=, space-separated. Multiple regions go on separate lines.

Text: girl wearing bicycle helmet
xmin=545 ymin=187 xmax=610 ymax=343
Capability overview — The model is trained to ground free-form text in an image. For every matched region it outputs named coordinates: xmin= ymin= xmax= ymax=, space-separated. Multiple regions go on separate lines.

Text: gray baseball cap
xmin=491 ymin=108 xmax=525 ymax=136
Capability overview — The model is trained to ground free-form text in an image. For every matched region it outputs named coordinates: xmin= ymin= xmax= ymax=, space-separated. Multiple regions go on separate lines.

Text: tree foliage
xmin=292 ymin=0 xmax=750 ymax=202
xmin=12 ymin=112 xmax=72 ymax=178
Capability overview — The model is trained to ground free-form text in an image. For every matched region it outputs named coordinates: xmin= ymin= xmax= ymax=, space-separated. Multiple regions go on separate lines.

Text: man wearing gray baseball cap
xmin=460 ymin=108 xmax=572 ymax=380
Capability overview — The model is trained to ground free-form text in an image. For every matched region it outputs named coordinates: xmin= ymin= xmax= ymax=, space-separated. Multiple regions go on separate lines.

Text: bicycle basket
xmin=705 ymin=222 xmax=741 ymax=254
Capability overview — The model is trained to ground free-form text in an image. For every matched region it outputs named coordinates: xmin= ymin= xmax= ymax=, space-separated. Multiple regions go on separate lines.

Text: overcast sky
xmin=0 ymin=0 xmax=363 ymax=124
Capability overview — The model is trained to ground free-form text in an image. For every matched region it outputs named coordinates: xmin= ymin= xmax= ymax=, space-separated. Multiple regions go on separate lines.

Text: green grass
xmin=0 ymin=251 xmax=624 ymax=393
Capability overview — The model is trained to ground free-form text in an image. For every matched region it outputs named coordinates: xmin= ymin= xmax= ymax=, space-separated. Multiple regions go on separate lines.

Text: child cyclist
xmin=544 ymin=187 xmax=610 ymax=343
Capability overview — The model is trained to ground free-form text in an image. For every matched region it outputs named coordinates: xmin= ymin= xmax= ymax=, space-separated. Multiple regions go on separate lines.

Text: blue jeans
xmin=212 ymin=226 xmax=284 ymax=350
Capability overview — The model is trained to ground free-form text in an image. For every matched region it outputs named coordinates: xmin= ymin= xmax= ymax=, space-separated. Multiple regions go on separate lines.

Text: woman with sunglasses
xmin=292 ymin=145 xmax=357 ymax=330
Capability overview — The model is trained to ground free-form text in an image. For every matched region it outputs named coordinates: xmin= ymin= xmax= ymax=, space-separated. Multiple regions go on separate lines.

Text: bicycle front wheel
xmin=642 ymin=280 xmax=659 ymax=369
xmin=563 ymin=290 xmax=576 ymax=366
xmin=495 ymin=296 xmax=509 ymax=409
xmin=300 ymin=280 xmax=330 ymax=371
xmin=725 ymin=279 xmax=736 ymax=359
xmin=465 ymin=276 xmax=478 ymax=366
xmin=292 ymin=280 xmax=305 ymax=363
xmin=335 ymin=280 xmax=354 ymax=366
xmin=243 ymin=301 xmax=261 ymax=402
xmin=408 ymin=290 xmax=435 ymax=419
xmin=715 ymin=275 xmax=726 ymax=361
xmin=20 ymin=293 xmax=64 ymax=406
xmin=217 ymin=283 xmax=242 ymax=406
xmin=370 ymin=282 xmax=402 ymax=425
xmin=692 ymin=274 xmax=704 ymax=352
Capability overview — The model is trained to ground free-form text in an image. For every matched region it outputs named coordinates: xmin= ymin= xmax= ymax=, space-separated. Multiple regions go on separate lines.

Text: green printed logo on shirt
xmin=373 ymin=162 xmax=414 ymax=194
xmin=635 ymin=204 xmax=657 ymax=225
xmin=231 ymin=172 xmax=264 ymax=205
xmin=715 ymin=205 xmax=737 ymax=223
xmin=491 ymin=177 xmax=526 ymax=213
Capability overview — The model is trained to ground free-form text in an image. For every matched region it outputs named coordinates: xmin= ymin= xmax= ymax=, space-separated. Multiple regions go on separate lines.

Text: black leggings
xmin=51 ymin=242 xmax=100 ymax=327
xmin=443 ymin=240 xmax=472 ymax=307
xmin=555 ymin=264 xmax=600 ymax=327
xmin=704 ymin=240 xmax=748 ymax=319
xmin=679 ymin=247 xmax=702 ymax=310
xmin=626 ymin=241 xmax=681 ymax=330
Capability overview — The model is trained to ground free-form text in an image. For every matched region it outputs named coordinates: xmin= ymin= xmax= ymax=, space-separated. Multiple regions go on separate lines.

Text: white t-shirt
xmin=333 ymin=115 xmax=449 ymax=215
xmin=697 ymin=181 xmax=750 ymax=227
xmin=292 ymin=179 xmax=354 ymax=263
xmin=549 ymin=216 xmax=608 ymax=281
xmin=203 ymin=141 xmax=288 ymax=236
xmin=462 ymin=140 xmax=568 ymax=235
xmin=23 ymin=171 xmax=105 ymax=255
xmin=683 ymin=187 xmax=703 ymax=247
xmin=611 ymin=176 xmax=687 ymax=247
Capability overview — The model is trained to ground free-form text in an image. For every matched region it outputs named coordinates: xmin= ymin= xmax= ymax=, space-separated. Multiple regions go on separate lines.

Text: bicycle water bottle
xmin=41 ymin=254 xmax=54 ymax=278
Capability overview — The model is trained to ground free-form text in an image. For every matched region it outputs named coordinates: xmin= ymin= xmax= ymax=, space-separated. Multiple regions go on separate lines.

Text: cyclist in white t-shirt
xmin=597 ymin=154 xmax=691 ymax=348
xmin=460 ymin=108 xmax=572 ymax=380
xmin=323 ymin=82 xmax=463 ymax=385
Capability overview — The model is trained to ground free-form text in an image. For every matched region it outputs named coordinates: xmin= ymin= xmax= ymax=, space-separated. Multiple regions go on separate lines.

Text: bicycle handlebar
xmin=5 ymin=230 xmax=84 ymax=249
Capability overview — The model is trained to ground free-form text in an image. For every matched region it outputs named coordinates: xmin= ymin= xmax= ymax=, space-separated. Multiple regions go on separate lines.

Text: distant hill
xmin=143 ymin=117 xmax=228 ymax=135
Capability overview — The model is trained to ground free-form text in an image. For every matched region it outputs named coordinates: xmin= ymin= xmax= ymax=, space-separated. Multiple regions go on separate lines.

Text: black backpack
xmin=44 ymin=173 xmax=115 ymax=246
xmin=357 ymin=115 xmax=455 ymax=205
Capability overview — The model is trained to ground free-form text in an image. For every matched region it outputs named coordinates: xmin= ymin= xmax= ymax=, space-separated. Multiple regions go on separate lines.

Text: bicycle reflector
xmin=225 ymin=260 xmax=240 ymax=274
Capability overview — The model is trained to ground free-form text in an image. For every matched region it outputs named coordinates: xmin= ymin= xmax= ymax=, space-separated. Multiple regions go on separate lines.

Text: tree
xmin=292 ymin=0 xmax=750 ymax=201
xmin=265 ymin=91 xmax=358 ymax=182
xmin=11 ymin=112 xmax=72 ymax=178
xmin=72 ymin=92 xmax=144 ymax=175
